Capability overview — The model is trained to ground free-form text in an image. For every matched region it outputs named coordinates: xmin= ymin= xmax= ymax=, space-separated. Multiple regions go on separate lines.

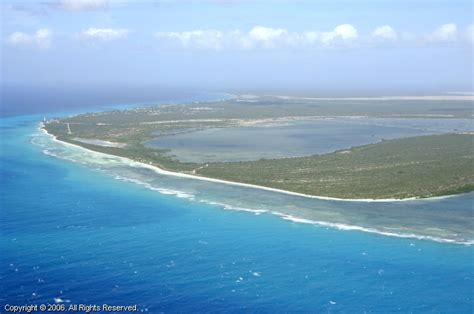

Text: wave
xmin=113 ymin=175 xmax=196 ymax=200
xmin=113 ymin=175 xmax=268 ymax=215
xmin=199 ymin=200 xmax=268 ymax=215
xmin=271 ymin=212 xmax=474 ymax=246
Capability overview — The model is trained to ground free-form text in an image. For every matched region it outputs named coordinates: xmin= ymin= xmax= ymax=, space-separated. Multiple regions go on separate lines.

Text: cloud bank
xmin=5 ymin=24 xmax=473 ymax=50
xmin=155 ymin=24 xmax=361 ymax=50
xmin=155 ymin=23 xmax=472 ymax=50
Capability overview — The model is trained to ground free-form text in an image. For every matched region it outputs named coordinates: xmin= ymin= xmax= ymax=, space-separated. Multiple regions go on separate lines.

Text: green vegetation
xmin=43 ymin=96 xmax=474 ymax=199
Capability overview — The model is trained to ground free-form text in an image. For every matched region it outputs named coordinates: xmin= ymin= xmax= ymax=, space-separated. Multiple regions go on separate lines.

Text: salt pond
xmin=145 ymin=117 xmax=473 ymax=163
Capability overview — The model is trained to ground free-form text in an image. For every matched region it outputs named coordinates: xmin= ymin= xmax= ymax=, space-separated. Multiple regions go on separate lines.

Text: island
xmin=43 ymin=94 xmax=474 ymax=200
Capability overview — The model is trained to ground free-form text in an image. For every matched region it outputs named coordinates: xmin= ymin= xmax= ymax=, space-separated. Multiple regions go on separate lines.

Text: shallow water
xmin=1 ymin=100 xmax=474 ymax=312
xmin=145 ymin=117 xmax=473 ymax=162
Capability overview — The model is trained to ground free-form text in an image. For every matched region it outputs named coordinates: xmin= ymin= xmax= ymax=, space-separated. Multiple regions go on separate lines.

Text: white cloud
xmin=58 ymin=0 xmax=108 ymax=11
xmin=428 ymin=23 xmax=457 ymax=42
xmin=7 ymin=28 xmax=52 ymax=49
xmin=155 ymin=26 xmax=292 ymax=50
xmin=249 ymin=26 xmax=286 ymax=41
xmin=372 ymin=25 xmax=397 ymax=41
xmin=302 ymin=24 xmax=358 ymax=46
xmin=332 ymin=24 xmax=358 ymax=40
xmin=155 ymin=24 xmax=358 ymax=50
xmin=80 ymin=27 xmax=129 ymax=41
xmin=248 ymin=26 xmax=288 ymax=48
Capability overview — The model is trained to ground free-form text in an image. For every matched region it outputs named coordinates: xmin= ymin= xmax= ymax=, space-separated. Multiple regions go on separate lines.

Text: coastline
xmin=37 ymin=123 xmax=474 ymax=245
xmin=39 ymin=123 xmax=458 ymax=203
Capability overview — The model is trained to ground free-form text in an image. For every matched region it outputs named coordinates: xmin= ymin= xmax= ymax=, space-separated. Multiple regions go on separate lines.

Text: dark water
xmin=0 ymin=85 xmax=218 ymax=117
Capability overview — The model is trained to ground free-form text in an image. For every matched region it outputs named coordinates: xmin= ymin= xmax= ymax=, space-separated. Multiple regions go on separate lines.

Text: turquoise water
xmin=1 ymin=100 xmax=474 ymax=312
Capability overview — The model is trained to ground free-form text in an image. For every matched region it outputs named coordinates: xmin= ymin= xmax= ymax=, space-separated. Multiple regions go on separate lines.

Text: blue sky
xmin=1 ymin=0 xmax=473 ymax=92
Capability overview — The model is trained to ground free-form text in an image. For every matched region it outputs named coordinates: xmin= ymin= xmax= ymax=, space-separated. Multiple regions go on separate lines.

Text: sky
xmin=1 ymin=0 xmax=473 ymax=93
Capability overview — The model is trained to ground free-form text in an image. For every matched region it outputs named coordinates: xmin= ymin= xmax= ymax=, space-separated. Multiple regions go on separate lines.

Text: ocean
xmin=1 ymin=89 xmax=473 ymax=313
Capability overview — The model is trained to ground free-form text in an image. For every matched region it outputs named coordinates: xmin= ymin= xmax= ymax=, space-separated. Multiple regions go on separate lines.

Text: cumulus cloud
xmin=303 ymin=24 xmax=358 ymax=46
xmin=7 ymin=28 xmax=52 ymax=49
xmin=330 ymin=24 xmax=358 ymax=40
xmin=372 ymin=25 xmax=397 ymax=41
xmin=58 ymin=0 xmax=108 ymax=11
xmin=249 ymin=26 xmax=287 ymax=41
xmin=428 ymin=23 xmax=457 ymax=42
xmin=155 ymin=24 xmax=359 ymax=50
xmin=80 ymin=27 xmax=129 ymax=41
xmin=247 ymin=26 xmax=288 ymax=48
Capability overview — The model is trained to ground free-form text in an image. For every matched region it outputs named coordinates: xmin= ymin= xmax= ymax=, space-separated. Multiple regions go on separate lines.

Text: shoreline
xmin=36 ymin=123 xmax=474 ymax=245
xmin=39 ymin=123 xmax=459 ymax=203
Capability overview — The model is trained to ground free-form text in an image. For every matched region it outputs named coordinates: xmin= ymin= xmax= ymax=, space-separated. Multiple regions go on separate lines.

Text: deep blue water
xmin=1 ymin=93 xmax=474 ymax=313
xmin=0 ymin=85 xmax=215 ymax=118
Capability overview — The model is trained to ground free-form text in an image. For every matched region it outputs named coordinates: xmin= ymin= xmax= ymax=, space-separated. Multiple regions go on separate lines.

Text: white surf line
xmin=39 ymin=123 xmax=459 ymax=203
xmin=271 ymin=212 xmax=474 ymax=246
